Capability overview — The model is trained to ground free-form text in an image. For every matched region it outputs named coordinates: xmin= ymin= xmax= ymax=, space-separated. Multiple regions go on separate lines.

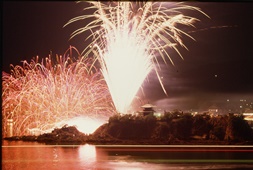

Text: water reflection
xmin=52 ymin=148 xmax=58 ymax=165
xmin=78 ymin=144 xmax=97 ymax=167
xmin=2 ymin=141 xmax=253 ymax=170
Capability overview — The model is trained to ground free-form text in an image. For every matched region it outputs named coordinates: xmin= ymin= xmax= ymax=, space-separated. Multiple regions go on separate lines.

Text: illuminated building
xmin=243 ymin=109 xmax=253 ymax=128
xmin=141 ymin=104 xmax=156 ymax=116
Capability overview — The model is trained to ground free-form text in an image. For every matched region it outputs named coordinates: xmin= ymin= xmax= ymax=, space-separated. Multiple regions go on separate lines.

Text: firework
xmin=2 ymin=46 xmax=114 ymax=136
xmin=65 ymin=2 xmax=207 ymax=114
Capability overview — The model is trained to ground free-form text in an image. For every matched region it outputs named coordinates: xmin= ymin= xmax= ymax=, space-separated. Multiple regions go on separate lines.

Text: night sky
xmin=2 ymin=1 xmax=253 ymax=112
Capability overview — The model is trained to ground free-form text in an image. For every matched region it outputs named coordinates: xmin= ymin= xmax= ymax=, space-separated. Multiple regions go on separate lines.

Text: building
xmin=208 ymin=104 xmax=219 ymax=116
xmin=140 ymin=104 xmax=156 ymax=116
xmin=243 ymin=109 xmax=253 ymax=128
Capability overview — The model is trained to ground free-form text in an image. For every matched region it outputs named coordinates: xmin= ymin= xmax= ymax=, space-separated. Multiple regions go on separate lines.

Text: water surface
xmin=2 ymin=141 xmax=253 ymax=170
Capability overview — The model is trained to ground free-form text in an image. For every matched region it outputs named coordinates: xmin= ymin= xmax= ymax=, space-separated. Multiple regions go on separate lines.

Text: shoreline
xmin=3 ymin=135 xmax=253 ymax=146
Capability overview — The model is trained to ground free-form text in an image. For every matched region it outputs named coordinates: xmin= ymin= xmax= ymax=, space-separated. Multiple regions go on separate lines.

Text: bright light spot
xmin=65 ymin=116 xmax=106 ymax=134
xmin=65 ymin=2 xmax=206 ymax=114
xmin=100 ymin=31 xmax=152 ymax=114
xmin=78 ymin=144 xmax=96 ymax=165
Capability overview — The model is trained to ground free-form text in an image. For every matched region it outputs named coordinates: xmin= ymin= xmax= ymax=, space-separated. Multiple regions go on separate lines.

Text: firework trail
xmin=2 ymin=46 xmax=115 ymax=136
xmin=65 ymin=2 xmax=208 ymax=114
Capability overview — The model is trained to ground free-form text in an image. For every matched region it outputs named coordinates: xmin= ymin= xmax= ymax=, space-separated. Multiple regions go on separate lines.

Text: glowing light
xmin=64 ymin=116 xmax=106 ymax=134
xmin=78 ymin=144 xmax=96 ymax=166
xmin=2 ymin=46 xmax=114 ymax=136
xmin=65 ymin=2 xmax=207 ymax=114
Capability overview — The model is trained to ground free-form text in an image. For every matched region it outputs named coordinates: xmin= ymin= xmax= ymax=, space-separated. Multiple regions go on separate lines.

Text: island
xmin=4 ymin=112 xmax=253 ymax=145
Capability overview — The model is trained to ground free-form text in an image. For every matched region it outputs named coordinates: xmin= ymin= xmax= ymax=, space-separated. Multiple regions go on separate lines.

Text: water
xmin=2 ymin=141 xmax=253 ymax=170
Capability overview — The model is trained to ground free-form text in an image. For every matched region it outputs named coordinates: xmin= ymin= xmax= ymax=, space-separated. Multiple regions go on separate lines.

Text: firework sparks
xmin=2 ymin=46 xmax=114 ymax=136
xmin=65 ymin=2 xmax=208 ymax=114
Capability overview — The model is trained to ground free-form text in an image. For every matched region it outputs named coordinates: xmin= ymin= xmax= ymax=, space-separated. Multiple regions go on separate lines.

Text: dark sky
xmin=2 ymin=1 xmax=253 ymax=112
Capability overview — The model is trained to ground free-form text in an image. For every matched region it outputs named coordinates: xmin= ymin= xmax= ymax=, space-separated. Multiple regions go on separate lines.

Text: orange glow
xmin=2 ymin=47 xmax=114 ymax=137
xmin=64 ymin=116 xmax=105 ymax=134
xmin=78 ymin=144 xmax=96 ymax=165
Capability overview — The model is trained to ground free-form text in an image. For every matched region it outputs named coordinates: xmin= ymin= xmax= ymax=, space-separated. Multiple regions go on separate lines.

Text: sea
xmin=2 ymin=140 xmax=253 ymax=170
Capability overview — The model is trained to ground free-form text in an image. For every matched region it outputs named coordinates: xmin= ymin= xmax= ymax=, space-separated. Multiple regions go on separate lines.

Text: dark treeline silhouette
xmin=4 ymin=111 xmax=253 ymax=145
xmin=92 ymin=111 xmax=253 ymax=144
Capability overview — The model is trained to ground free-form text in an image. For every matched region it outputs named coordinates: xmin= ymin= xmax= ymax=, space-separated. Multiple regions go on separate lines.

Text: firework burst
xmin=2 ymin=46 xmax=114 ymax=136
xmin=65 ymin=1 xmax=208 ymax=114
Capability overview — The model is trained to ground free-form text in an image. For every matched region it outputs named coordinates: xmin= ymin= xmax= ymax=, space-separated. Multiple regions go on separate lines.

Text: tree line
xmin=103 ymin=111 xmax=253 ymax=142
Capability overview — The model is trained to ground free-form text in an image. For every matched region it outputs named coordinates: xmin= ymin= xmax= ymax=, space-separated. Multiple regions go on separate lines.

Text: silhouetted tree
xmin=107 ymin=114 xmax=157 ymax=139
xmin=209 ymin=115 xmax=228 ymax=140
xmin=225 ymin=114 xmax=253 ymax=141
xmin=192 ymin=114 xmax=211 ymax=139
xmin=161 ymin=111 xmax=179 ymax=123
xmin=152 ymin=122 xmax=170 ymax=140
xmin=172 ymin=113 xmax=193 ymax=139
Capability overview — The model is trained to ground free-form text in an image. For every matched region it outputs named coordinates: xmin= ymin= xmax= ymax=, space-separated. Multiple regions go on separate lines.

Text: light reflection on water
xmin=2 ymin=141 xmax=253 ymax=170
xmin=78 ymin=144 xmax=97 ymax=168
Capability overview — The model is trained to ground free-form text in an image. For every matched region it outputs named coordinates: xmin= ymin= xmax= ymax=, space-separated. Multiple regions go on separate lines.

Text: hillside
xmin=4 ymin=112 xmax=253 ymax=145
